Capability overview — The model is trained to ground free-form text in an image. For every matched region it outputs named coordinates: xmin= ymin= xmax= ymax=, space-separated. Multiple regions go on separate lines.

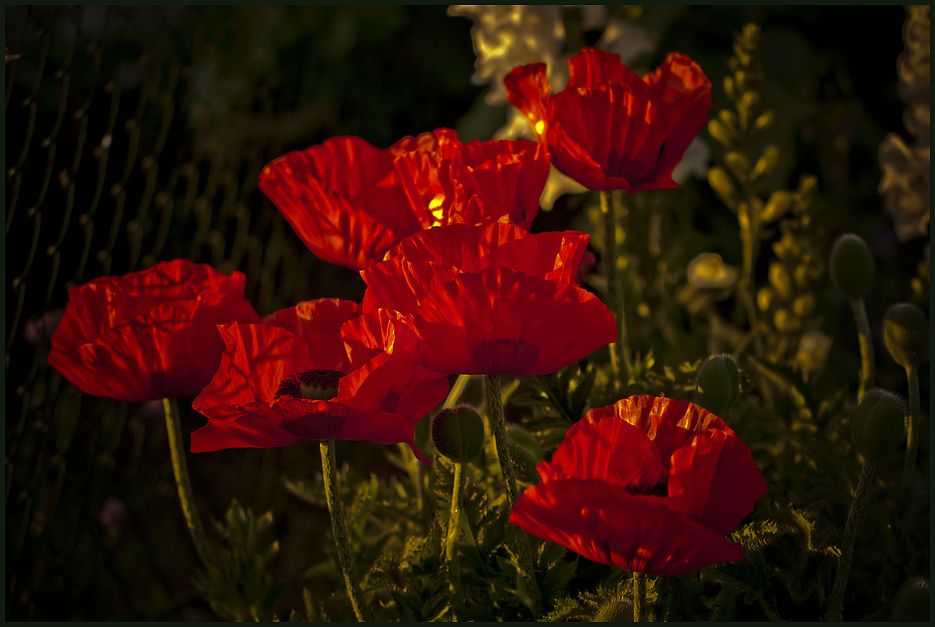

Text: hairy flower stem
xmin=320 ymin=440 xmax=371 ymax=622
xmin=601 ymin=190 xmax=630 ymax=388
xmin=902 ymin=365 xmax=920 ymax=487
xmin=162 ymin=397 xmax=214 ymax=566
xmin=486 ymin=374 xmax=541 ymax=616
xmin=849 ymin=298 xmax=876 ymax=401
xmin=445 ymin=461 xmax=466 ymax=618
xmin=826 ymin=460 xmax=877 ymax=621
xmin=633 ymin=571 xmax=647 ymax=621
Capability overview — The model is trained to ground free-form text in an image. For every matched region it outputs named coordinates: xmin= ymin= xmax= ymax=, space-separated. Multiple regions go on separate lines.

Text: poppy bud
xmin=593 ymin=597 xmax=633 ymax=622
xmin=851 ymin=388 xmax=907 ymax=463
xmin=695 ymin=354 xmax=741 ymax=417
xmin=891 ymin=576 xmax=930 ymax=621
xmin=507 ymin=425 xmax=543 ymax=483
xmin=829 ymin=234 xmax=875 ymax=301
xmin=883 ymin=303 xmax=929 ymax=369
xmin=431 ymin=405 xmax=485 ymax=464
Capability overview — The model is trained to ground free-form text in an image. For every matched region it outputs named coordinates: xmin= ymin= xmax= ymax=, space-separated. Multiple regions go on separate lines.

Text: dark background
xmin=4 ymin=5 xmax=919 ymax=620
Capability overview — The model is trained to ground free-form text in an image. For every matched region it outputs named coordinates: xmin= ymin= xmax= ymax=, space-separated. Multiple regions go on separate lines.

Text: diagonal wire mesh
xmin=4 ymin=6 xmax=416 ymax=620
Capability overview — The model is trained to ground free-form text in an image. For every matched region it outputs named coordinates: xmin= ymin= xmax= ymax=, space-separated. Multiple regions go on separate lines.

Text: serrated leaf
xmin=283 ymin=475 xmax=325 ymax=507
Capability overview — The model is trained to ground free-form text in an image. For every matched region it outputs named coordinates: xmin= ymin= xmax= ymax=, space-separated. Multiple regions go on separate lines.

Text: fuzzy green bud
xmin=430 ymin=405 xmax=485 ymax=464
xmin=695 ymin=354 xmax=741 ymax=417
xmin=593 ymin=597 xmax=634 ymax=622
xmin=883 ymin=303 xmax=929 ymax=368
xmin=829 ymin=234 xmax=875 ymax=301
xmin=851 ymin=388 xmax=908 ymax=463
xmin=507 ymin=426 xmax=543 ymax=483
xmin=891 ymin=577 xmax=930 ymax=621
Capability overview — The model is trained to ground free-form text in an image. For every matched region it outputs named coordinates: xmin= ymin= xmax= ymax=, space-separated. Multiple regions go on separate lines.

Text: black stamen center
xmin=626 ymin=481 xmax=668 ymax=497
xmin=275 ymin=368 xmax=345 ymax=401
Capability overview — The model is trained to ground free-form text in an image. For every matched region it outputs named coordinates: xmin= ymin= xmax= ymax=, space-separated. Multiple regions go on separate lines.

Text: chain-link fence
xmin=5 ymin=6 xmax=479 ymax=619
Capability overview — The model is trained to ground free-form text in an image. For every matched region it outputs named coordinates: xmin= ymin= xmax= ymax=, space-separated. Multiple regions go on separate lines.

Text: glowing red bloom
xmin=505 ymin=48 xmax=712 ymax=193
xmin=48 ymin=260 xmax=261 ymax=402
xmin=361 ymin=222 xmax=618 ymax=377
xmin=258 ymin=129 xmax=549 ymax=270
xmin=509 ymin=395 xmax=768 ymax=576
xmin=191 ymin=299 xmax=449 ymax=462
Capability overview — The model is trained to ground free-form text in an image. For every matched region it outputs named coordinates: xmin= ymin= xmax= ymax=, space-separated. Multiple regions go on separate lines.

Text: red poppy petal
xmin=49 ymin=264 xmax=260 ymax=402
xmin=509 ymin=478 xmax=745 ymax=576
xmin=453 ymin=139 xmax=549 ymax=230
xmin=601 ymin=395 xmax=734 ymax=438
xmin=193 ymin=322 xmax=313 ymax=412
xmin=361 ymin=259 xmax=462 ymax=315
xmin=667 ymin=430 xmax=769 ymax=536
xmin=383 ymin=222 xmax=528 ymax=270
xmin=566 ymin=48 xmax=644 ymax=91
xmin=191 ymin=396 xmax=422 ymax=459
xmin=477 ymin=230 xmax=589 ymax=284
xmin=263 ymin=299 xmax=361 ymax=372
xmin=407 ymin=267 xmax=617 ymax=376
xmin=338 ymin=351 xmax=449 ymax=427
xmin=547 ymin=416 xmax=665 ymax=490
xmin=504 ymin=62 xmax=552 ymax=141
xmin=258 ymin=137 xmax=420 ymax=270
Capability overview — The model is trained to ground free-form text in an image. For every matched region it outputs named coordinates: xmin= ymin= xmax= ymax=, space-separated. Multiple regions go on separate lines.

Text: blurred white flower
xmin=672 ymin=136 xmax=712 ymax=186
xmin=449 ymin=5 xmax=566 ymax=106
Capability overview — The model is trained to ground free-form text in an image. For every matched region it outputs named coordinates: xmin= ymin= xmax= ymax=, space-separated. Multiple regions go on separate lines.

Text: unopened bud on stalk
xmin=507 ymin=425 xmax=543 ymax=483
xmin=694 ymin=354 xmax=741 ymax=417
xmin=883 ymin=303 xmax=929 ymax=369
xmin=851 ymin=388 xmax=907 ymax=463
xmin=431 ymin=405 xmax=485 ymax=464
xmin=593 ymin=597 xmax=634 ymax=622
xmin=829 ymin=233 xmax=875 ymax=301
xmin=891 ymin=577 xmax=930 ymax=621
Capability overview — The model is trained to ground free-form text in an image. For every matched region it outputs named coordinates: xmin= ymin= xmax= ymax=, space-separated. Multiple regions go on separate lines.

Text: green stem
xmin=902 ymin=365 xmax=920 ymax=488
xmin=486 ymin=374 xmax=541 ymax=616
xmin=319 ymin=440 xmax=371 ymax=622
xmin=633 ymin=571 xmax=646 ymax=622
xmin=849 ymin=298 xmax=876 ymax=402
xmin=826 ymin=461 xmax=877 ymax=621
xmin=445 ymin=461 xmax=466 ymax=618
xmin=162 ymin=397 xmax=214 ymax=566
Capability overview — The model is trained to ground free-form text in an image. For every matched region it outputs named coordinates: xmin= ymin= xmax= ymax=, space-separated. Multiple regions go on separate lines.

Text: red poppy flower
xmin=190 ymin=299 xmax=449 ymax=462
xmin=258 ymin=129 xmax=549 ymax=270
xmin=360 ymin=222 xmax=618 ymax=377
xmin=48 ymin=259 xmax=261 ymax=403
xmin=505 ymin=48 xmax=712 ymax=193
xmin=509 ymin=395 xmax=768 ymax=576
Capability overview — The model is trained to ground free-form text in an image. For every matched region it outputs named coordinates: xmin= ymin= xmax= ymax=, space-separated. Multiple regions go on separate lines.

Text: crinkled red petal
xmin=405 ymin=267 xmax=617 ymax=376
xmin=263 ymin=299 xmax=361 ymax=373
xmin=258 ymin=136 xmax=419 ymax=270
xmin=509 ymin=477 xmax=745 ymax=576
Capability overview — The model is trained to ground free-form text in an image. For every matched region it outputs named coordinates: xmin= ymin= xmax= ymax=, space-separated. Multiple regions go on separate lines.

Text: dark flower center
xmin=626 ymin=481 xmax=668 ymax=497
xmin=475 ymin=338 xmax=540 ymax=376
xmin=276 ymin=369 xmax=345 ymax=401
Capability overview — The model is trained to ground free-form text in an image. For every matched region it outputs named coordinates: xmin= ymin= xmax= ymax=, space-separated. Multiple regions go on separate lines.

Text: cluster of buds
xmin=878 ymin=5 xmax=930 ymax=242
xmin=755 ymin=175 xmax=831 ymax=375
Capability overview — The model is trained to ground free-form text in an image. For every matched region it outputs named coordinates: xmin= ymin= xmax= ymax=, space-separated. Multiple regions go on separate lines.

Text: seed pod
xmin=829 ymin=233 xmax=875 ymax=301
xmin=695 ymin=354 xmax=741 ymax=417
xmin=851 ymin=388 xmax=908 ymax=463
xmin=883 ymin=303 xmax=929 ymax=368
xmin=593 ymin=597 xmax=633 ymax=622
xmin=431 ymin=405 xmax=485 ymax=464
xmin=891 ymin=577 xmax=930 ymax=621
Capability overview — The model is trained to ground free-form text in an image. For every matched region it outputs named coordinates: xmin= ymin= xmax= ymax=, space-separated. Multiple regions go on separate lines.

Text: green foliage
xmin=194 ymin=500 xmax=287 ymax=622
